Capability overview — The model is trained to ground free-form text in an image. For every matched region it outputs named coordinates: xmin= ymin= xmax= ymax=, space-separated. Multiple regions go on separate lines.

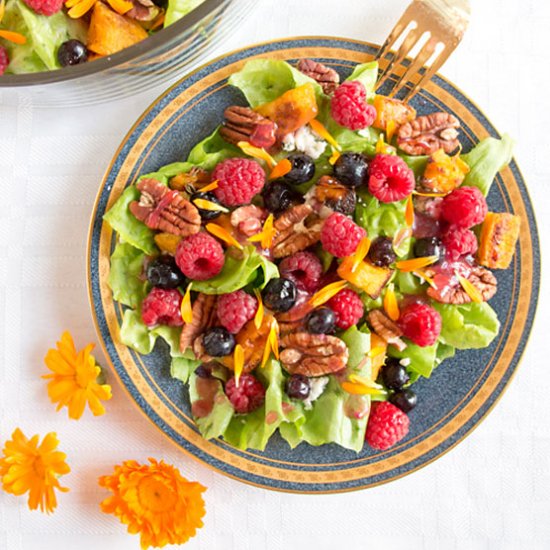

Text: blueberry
xmin=57 ymin=40 xmax=88 ymax=67
xmin=368 ymin=237 xmax=397 ymax=267
xmin=389 ymin=388 xmax=417 ymax=413
xmin=285 ymin=374 xmax=311 ymax=400
xmin=202 ymin=327 xmax=236 ymax=357
xmin=262 ymin=181 xmax=301 ymax=213
xmin=146 ymin=255 xmax=186 ymax=289
xmin=284 ymin=154 xmax=315 ymax=185
xmin=190 ymin=191 xmax=223 ymax=221
xmin=333 ymin=152 xmax=370 ymax=188
xmin=262 ymin=278 xmax=297 ymax=312
xmin=414 ymin=237 xmax=445 ymax=260
xmin=194 ymin=364 xmax=212 ymax=378
xmin=305 ymin=307 xmax=336 ymax=334
xmin=381 ymin=359 xmax=410 ymax=390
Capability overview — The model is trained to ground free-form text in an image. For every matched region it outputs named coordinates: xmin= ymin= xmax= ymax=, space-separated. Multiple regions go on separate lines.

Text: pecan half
xmin=397 ymin=112 xmax=460 ymax=155
xmin=297 ymin=58 xmax=340 ymax=95
xmin=230 ymin=204 xmax=268 ymax=237
xmin=126 ymin=0 xmax=159 ymax=21
xmin=271 ymin=204 xmax=322 ymax=258
xmin=426 ymin=265 xmax=497 ymax=304
xmin=129 ymin=178 xmax=201 ymax=237
xmin=220 ymin=106 xmax=277 ymax=149
xmin=279 ymin=333 xmax=348 ymax=377
xmin=367 ymin=310 xmax=407 ymax=351
xmin=276 ymin=301 xmax=314 ymax=336
xmin=180 ymin=294 xmax=218 ymax=353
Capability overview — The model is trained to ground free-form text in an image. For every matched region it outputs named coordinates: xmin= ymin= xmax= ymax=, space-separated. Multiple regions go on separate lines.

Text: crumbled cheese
xmin=303 ymin=376 xmax=329 ymax=410
xmin=399 ymin=358 xmax=411 ymax=367
xmin=281 ymin=126 xmax=327 ymax=159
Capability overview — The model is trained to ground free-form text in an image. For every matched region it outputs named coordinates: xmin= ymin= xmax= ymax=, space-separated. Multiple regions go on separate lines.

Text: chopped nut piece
xmin=397 ymin=112 xmax=460 ymax=156
xmin=426 ymin=265 xmax=497 ymax=304
xmin=129 ymin=178 xmax=201 ymax=237
xmin=271 ymin=204 xmax=322 ymax=258
xmin=220 ymin=106 xmax=277 ymax=149
xmin=230 ymin=204 xmax=268 ymax=237
xmin=279 ymin=333 xmax=348 ymax=377
xmin=367 ymin=309 xmax=407 ymax=351
xmin=180 ymin=294 xmax=217 ymax=353
xmin=297 ymin=58 xmax=340 ymax=95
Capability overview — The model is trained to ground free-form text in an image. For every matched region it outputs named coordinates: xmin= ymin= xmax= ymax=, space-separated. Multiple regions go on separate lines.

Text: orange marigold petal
xmin=328 ymin=147 xmax=341 ymax=165
xmin=309 ymin=280 xmax=348 ymax=308
xmin=396 ymin=255 xmax=439 ymax=272
xmin=383 ymin=284 xmax=400 ymax=321
xmin=405 ymin=194 xmax=414 ymax=227
xmin=198 ymin=180 xmax=218 ymax=193
xmin=192 ymin=198 xmax=228 ymax=213
xmin=349 ymin=236 xmax=371 ymax=273
xmin=205 ymin=223 xmax=243 ymax=249
xmin=181 ymin=282 xmax=193 ymax=324
xmin=253 ymin=289 xmax=264 ymax=330
xmin=0 ymin=30 xmax=26 ymax=44
xmin=309 ymin=119 xmax=340 ymax=151
xmin=107 ymin=0 xmax=132 ymax=14
xmin=269 ymin=158 xmax=292 ymax=180
xmin=233 ymin=344 xmax=244 ymax=387
xmin=67 ymin=0 xmax=96 ymax=18
xmin=237 ymin=141 xmax=276 ymax=168
xmin=456 ymin=272 xmax=484 ymax=303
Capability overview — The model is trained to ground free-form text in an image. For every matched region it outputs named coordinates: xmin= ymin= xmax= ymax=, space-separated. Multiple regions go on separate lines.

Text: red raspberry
xmin=217 ymin=290 xmax=258 ymax=334
xmin=320 ymin=212 xmax=366 ymax=258
xmin=175 ymin=232 xmax=224 ymax=280
xmin=141 ymin=287 xmax=183 ymax=328
xmin=331 ymin=81 xmax=377 ymax=130
xmin=225 ymin=373 xmax=265 ymax=414
xmin=398 ymin=302 xmax=441 ymax=347
xmin=442 ymin=227 xmax=478 ymax=261
xmin=0 ymin=47 xmax=9 ymax=76
xmin=440 ymin=186 xmax=488 ymax=228
xmin=328 ymin=288 xmax=364 ymax=329
xmin=212 ymin=158 xmax=266 ymax=206
xmin=366 ymin=401 xmax=410 ymax=450
xmin=22 ymin=0 xmax=63 ymax=15
xmin=368 ymin=154 xmax=415 ymax=203
xmin=279 ymin=251 xmax=323 ymax=292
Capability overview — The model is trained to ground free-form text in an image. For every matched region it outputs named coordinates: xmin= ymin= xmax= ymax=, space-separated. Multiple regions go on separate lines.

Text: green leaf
xmin=389 ymin=343 xmax=438 ymax=378
xmin=186 ymin=128 xmax=242 ymax=170
xmin=339 ymin=325 xmax=371 ymax=370
xmin=433 ymin=302 xmax=500 ymax=349
xmin=1 ymin=0 xmax=87 ymax=73
xmin=164 ymin=0 xmax=204 ymax=26
xmin=140 ymin=162 xmax=194 ymax=184
xmin=401 ymin=154 xmax=429 ymax=180
xmin=192 ymin=246 xmax=278 ymax=294
xmin=170 ymin=356 xmax=200 ymax=384
xmin=188 ymin=372 xmax=235 ymax=439
xmin=119 ymin=309 xmax=157 ymax=355
xmin=346 ymin=61 xmax=379 ymax=98
xmin=355 ymin=191 xmax=411 ymax=257
xmin=103 ymin=187 xmax=157 ymax=255
xmin=228 ymin=59 xmax=323 ymax=107
xmin=108 ymin=243 xmax=148 ymax=309
xmin=394 ymin=270 xmax=425 ymax=295
xmin=461 ymin=135 xmax=514 ymax=196
xmin=435 ymin=343 xmax=456 ymax=365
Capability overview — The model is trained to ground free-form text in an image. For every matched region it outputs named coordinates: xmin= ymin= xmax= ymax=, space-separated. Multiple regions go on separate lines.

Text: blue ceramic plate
xmin=88 ymin=37 xmax=540 ymax=493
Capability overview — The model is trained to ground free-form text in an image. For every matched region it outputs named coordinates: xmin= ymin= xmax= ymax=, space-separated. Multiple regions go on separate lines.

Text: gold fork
xmin=375 ymin=0 xmax=470 ymax=102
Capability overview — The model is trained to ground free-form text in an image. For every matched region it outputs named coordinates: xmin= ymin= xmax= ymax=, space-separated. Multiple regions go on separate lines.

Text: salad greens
xmin=103 ymin=58 xmax=513 ymax=453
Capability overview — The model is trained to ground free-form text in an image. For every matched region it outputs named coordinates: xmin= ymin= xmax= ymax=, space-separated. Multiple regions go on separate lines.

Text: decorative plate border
xmin=87 ymin=37 xmax=540 ymax=493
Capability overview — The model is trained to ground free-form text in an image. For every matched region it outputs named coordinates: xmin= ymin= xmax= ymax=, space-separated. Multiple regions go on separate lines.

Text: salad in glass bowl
xmin=103 ymin=57 xmax=519 ymax=453
xmin=0 ymin=0 xmax=204 ymax=74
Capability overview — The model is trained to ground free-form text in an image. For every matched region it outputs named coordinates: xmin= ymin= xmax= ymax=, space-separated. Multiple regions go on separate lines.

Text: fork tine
xmin=375 ymin=2 xmax=420 ymax=62
xmin=377 ymin=26 xmax=426 ymax=90
xmin=402 ymin=45 xmax=455 ymax=103
xmin=388 ymin=36 xmax=438 ymax=98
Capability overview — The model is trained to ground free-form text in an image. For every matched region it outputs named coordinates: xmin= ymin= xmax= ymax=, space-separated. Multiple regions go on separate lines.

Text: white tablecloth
xmin=1 ymin=0 xmax=549 ymax=548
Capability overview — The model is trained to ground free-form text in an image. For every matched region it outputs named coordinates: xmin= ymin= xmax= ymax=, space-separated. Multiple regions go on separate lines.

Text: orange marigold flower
xmin=99 ymin=458 xmax=206 ymax=550
xmin=0 ymin=428 xmax=70 ymax=514
xmin=43 ymin=331 xmax=112 ymax=420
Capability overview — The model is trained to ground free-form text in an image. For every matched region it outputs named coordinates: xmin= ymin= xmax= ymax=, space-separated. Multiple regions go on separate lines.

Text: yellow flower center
xmin=137 ymin=476 xmax=177 ymax=513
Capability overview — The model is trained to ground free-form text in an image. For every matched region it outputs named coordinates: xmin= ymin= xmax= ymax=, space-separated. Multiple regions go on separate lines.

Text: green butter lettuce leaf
xmin=389 ymin=342 xmax=438 ymax=378
xmin=186 ymin=129 xmax=242 ymax=170
xmin=340 ymin=325 xmax=371 ymax=370
xmin=119 ymin=309 xmax=157 ymax=355
xmin=108 ymin=243 xmax=148 ymax=309
xmin=345 ymin=61 xmax=379 ymax=98
xmin=164 ymin=0 xmax=204 ymax=27
xmin=461 ymin=134 xmax=514 ymax=196
xmin=192 ymin=246 xmax=278 ymax=294
xmin=394 ymin=270 xmax=425 ymax=295
xmin=434 ymin=302 xmax=500 ymax=349
xmin=355 ymin=191 xmax=411 ymax=257
xmin=1 ymin=0 xmax=86 ymax=73
xmin=402 ymin=154 xmax=429 ymax=179
xmin=436 ymin=343 xmax=456 ymax=365
xmin=188 ymin=372 xmax=235 ymax=439
xmin=104 ymin=186 xmax=157 ymax=255
xmin=279 ymin=377 xmax=368 ymax=452
xmin=228 ymin=59 xmax=323 ymax=108
xmin=140 ymin=162 xmax=194 ymax=184
xmin=170 ymin=356 xmax=200 ymax=384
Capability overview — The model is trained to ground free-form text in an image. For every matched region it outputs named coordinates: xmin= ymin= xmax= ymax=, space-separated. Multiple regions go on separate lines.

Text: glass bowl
xmin=0 ymin=0 xmax=254 ymax=106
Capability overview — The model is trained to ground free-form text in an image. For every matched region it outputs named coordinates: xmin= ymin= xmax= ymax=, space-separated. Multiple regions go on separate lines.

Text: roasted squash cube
xmin=256 ymin=83 xmax=318 ymax=139
xmin=372 ymin=95 xmax=416 ymax=131
xmin=87 ymin=2 xmax=148 ymax=56
xmin=154 ymin=233 xmax=181 ymax=254
xmin=337 ymin=256 xmax=393 ymax=299
xmin=477 ymin=212 xmax=521 ymax=269
xmin=421 ymin=149 xmax=470 ymax=193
